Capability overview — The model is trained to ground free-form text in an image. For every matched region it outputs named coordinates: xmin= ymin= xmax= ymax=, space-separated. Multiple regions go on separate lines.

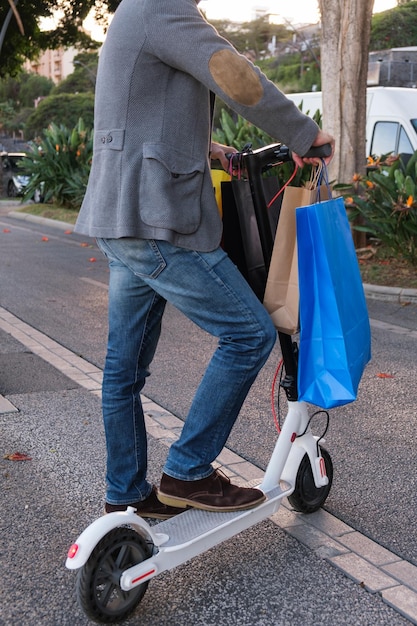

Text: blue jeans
xmin=96 ymin=238 xmax=276 ymax=505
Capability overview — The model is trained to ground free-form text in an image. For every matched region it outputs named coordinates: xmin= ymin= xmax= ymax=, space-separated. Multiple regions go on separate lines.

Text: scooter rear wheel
xmin=287 ymin=447 xmax=333 ymax=513
xmin=76 ymin=527 xmax=151 ymax=623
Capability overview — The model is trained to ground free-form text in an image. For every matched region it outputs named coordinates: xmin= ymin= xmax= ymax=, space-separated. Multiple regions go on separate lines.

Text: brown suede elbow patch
xmin=209 ymin=49 xmax=264 ymax=106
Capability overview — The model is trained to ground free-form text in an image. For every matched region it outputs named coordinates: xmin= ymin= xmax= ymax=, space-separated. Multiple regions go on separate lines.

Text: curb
xmin=8 ymin=209 xmax=76 ymax=232
xmin=5 ymin=208 xmax=417 ymax=305
xmin=363 ymin=282 xmax=417 ymax=305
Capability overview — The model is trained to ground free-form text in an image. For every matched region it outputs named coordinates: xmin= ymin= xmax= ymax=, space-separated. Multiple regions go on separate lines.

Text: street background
xmin=0 ymin=201 xmax=416 ymax=625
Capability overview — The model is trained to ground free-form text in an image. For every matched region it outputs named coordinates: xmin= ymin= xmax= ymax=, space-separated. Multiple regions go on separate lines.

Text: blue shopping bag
xmin=296 ymin=196 xmax=371 ymax=409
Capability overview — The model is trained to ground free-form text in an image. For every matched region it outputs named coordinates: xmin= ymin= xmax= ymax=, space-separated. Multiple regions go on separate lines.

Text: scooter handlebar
xmin=301 ymin=143 xmax=332 ymax=159
xmin=225 ymin=142 xmax=332 ymax=171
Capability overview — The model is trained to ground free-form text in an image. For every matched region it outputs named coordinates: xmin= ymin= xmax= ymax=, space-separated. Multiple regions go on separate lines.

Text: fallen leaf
xmin=89 ymin=257 xmax=96 ymax=262
xmin=3 ymin=228 xmax=11 ymax=233
xmin=80 ymin=242 xmax=89 ymax=247
xmin=64 ymin=230 xmax=72 ymax=235
xmin=4 ymin=452 xmax=32 ymax=461
xmin=377 ymin=372 xmax=395 ymax=379
xmin=41 ymin=236 xmax=49 ymax=242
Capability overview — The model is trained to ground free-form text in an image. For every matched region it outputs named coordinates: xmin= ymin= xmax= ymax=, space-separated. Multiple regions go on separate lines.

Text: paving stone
xmin=383 ymin=560 xmax=417 ymax=592
xmin=338 ymin=531 xmax=401 ymax=566
xmin=0 ymin=394 xmax=18 ymax=414
xmin=299 ymin=506 xmax=353 ymax=537
xmin=285 ymin=521 xmax=349 ymax=556
xmin=330 ymin=553 xmax=400 ymax=592
xmin=383 ymin=585 xmax=417 ymax=624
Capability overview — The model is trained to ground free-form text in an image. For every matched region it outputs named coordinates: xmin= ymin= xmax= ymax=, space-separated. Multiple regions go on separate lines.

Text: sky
xmin=199 ymin=0 xmax=397 ymax=24
xmin=83 ymin=0 xmax=398 ymax=40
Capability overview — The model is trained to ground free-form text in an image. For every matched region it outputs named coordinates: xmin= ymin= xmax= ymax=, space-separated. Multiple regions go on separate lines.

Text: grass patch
xmin=358 ymin=245 xmax=417 ymax=289
xmin=15 ymin=203 xmax=79 ymax=224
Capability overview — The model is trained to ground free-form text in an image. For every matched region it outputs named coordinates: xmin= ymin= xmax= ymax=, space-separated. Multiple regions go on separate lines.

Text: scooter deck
xmin=154 ymin=484 xmax=288 ymax=548
xmin=120 ymin=484 xmax=291 ymax=589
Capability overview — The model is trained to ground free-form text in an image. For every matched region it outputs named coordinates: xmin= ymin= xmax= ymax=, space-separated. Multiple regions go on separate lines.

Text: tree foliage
xmin=0 ymin=0 xmax=121 ymax=77
xmin=209 ymin=16 xmax=290 ymax=59
xmin=1 ymin=1 xmax=46 ymax=76
xmin=257 ymin=55 xmax=321 ymax=93
xmin=0 ymin=70 xmax=54 ymax=132
xmin=52 ymin=51 xmax=98 ymax=94
xmin=19 ymin=72 xmax=54 ymax=106
xmin=0 ymin=51 xmax=97 ymax=135
xmin=25 ymin=92 xmax=94 ymax=139
xmin=4 ymin=71 xmax=54 ymax=107
xmin=371 ymin=1 xmax=417 ymax=50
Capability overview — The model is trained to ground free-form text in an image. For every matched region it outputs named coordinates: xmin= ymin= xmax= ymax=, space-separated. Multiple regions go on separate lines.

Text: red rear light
xmin=67 ymin=544 xmax=79 ymax=559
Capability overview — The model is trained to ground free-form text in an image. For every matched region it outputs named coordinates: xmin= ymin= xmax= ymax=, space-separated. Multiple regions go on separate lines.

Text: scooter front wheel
xmin=288 ymin=447 xmax=333 ymax=513
xmin=76 ymin=527 xmax=152 ymax=623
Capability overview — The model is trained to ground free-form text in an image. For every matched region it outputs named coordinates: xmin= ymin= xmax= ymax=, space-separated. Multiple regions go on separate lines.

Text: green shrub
xmin=256 ymin=56 xmax=321 ymax=93
xmin=25 ymin=93 xmax=94 ymax=140
xmin=213 ymin=109 xmax=274 ymax=151
xmin=21 ymin=118 xmax=93 ymax=210
xmin=212 ymin=107 xmax=323 ymax=187
xmin=337 ymin=153 xmax=417 ymax=265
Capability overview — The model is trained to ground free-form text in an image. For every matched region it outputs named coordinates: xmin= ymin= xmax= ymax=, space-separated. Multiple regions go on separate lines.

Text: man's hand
xmin=292 ymin=130 xmax=335 ymax=167
xmin=210 ymin=141 xmax=237 ymax=171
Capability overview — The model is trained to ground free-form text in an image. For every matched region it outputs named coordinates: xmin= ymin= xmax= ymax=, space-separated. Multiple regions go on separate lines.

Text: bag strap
xmin=304 ymin=162 xmax=323 ymax=190
xmin=317 ymin=161 xmax=332 ymax=201
xmin=303 ymin=161 xmax=332 ymax=202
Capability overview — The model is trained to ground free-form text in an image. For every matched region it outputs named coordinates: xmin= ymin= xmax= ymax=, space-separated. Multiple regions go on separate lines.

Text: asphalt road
xmin=0 ymin=201 xmax=416 ymax=625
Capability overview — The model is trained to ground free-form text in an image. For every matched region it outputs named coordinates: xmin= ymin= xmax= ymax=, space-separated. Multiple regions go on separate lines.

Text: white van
xmin=286 ymin=86 xmax=417 ymax=158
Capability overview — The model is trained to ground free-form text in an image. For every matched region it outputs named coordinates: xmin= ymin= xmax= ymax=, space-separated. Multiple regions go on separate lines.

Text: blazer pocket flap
xmin=143 ymin=142 xmax=205 ymax=174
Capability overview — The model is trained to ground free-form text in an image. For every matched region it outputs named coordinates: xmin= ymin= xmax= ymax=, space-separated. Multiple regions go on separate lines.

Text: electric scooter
xmin=66 ymin=142 xmax=333 ymax=624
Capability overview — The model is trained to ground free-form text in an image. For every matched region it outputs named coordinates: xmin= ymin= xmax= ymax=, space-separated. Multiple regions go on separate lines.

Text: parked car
xmin=1 ymin=151 xmax=43 ymax=202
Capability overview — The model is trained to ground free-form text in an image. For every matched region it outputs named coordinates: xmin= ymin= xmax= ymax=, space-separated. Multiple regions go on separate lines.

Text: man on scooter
xmin=75 ymin=0 xmax=334 ymax=518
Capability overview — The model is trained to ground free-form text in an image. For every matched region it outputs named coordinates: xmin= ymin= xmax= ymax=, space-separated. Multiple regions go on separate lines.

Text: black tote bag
xmin=221 ymin=177 xmax=281 ymax=301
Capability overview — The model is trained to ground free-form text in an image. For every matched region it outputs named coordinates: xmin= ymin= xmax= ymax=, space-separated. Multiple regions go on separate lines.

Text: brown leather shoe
xmin=105 ymin=486 xmax=182 ymax=519
xmin=157 ymin=469 xmax=265 ymax=512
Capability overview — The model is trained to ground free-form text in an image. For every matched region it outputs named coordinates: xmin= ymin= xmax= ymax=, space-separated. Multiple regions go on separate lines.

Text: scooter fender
xmin=280 ymin=435 xmax=328 ymax=489
xmin=65 ymin=508 xmax=168 ymax=570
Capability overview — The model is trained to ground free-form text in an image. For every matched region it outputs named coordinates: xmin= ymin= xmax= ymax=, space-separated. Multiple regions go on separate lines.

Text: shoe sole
xmin=157 ymin=491 xmax=266 ymax=512
xmin=138 ymin=511 xmax=179 ymax=519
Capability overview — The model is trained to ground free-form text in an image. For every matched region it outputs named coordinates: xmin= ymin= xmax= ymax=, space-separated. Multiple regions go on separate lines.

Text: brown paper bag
xmin=263 ymin=168 xmax=329 ymax=335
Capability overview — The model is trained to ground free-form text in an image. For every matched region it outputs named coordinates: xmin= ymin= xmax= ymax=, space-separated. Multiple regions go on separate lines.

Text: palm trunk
xmin=318 ymin=0 xmax=375 ymax=247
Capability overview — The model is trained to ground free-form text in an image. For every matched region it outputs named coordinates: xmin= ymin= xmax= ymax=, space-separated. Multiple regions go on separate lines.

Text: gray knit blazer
xmin=75 ymin=0 xmax=318 ymax=251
